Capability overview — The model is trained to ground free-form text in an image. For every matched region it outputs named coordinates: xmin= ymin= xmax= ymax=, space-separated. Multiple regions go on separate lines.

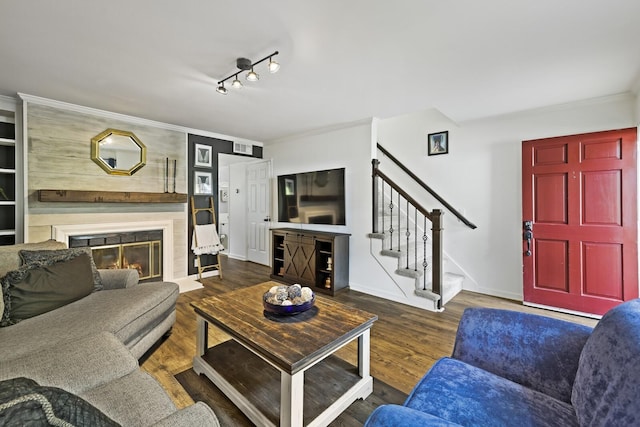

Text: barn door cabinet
xmin=270 ymin=228 xmax=350 ymax=296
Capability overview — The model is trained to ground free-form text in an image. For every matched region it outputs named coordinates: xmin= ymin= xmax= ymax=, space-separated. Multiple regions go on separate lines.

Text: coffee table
xmin=191 ymin=282 xmax=378 ymax=427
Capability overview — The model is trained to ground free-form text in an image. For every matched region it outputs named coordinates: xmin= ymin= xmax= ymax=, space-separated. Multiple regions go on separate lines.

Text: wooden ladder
xmin=191 ymin=196 xmax=223 ymax=280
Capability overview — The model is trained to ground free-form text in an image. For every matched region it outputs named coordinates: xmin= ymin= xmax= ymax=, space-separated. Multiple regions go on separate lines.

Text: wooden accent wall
xmin=25 ymin=102 xmax=189 ymax=279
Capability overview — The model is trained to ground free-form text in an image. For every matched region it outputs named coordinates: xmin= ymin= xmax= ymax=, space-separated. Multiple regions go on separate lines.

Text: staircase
xmin=369 ymin=144 xmax=476 ymax=311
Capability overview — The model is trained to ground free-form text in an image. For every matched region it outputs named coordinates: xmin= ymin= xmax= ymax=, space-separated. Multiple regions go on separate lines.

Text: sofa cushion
xmin=79 ymin=370 xmax=176 ymax=426
xmin=365 ymin=404 xmax=463 ymax=426
xmin=1 ymin=253 xmax=94 ymax=326
xmin=0 ymin=240 xmax=67 ymax=320
xmin=572 ymin=299 xmax=640 ymax=426
xmin=0 ymin=377 xmax=120 ymax=427
xmin=0 ymin=332 xmax=138 ymax=395
xmin=0 ymin=239 xmax=66 ymax=277
xmin=0 ymin=281 xmax=178 ymax=361
xmin=405 ymin=357 xmax=578 ymax=427
xmin=20 ymin=247 xmax=103 ymax=291
xmin=452 ymin=308 xmax=592 ymax=403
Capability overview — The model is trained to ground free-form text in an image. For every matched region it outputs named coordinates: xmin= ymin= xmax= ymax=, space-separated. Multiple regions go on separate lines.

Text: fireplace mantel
xmin=38 ymin=189 xmax=187 ymax=203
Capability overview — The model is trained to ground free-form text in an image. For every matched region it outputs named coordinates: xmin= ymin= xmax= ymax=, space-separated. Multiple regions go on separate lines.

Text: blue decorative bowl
xmin=263 ymin=294 xmax=315 ymax=316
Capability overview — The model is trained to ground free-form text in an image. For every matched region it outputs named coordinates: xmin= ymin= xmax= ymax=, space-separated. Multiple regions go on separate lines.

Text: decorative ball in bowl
xmin=263 ymin=284 xmax=315 ymax=316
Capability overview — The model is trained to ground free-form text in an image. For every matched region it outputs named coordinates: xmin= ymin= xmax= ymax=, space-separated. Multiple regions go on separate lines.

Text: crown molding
xmin=17 ymin=93 xmax=263 ymax=147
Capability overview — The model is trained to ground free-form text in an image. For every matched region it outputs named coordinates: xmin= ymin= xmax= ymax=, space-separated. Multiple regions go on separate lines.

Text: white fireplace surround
xmin=52 ymin=221 xmax=175 ymax=281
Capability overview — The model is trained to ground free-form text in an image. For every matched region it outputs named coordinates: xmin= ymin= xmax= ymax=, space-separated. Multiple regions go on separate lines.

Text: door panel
xmin=582 ymin=170 xmax=621 ymax=225
xmin=535 ymin=239 xmax=569 ymax=292
xmin=582 ymin=242 xmax=622 ymax=299
xmin=246 ymin=160 xmax=271 ymax=266
xmin=522 ymin=128 xmax=638 ymax=316
xmin=535 ymin=174 xmax=567 ymax=223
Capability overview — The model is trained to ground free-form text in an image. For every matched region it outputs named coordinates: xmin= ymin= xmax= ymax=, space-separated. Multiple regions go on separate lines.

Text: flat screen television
xmin=277 ymin=168 xmax=346 ymax=225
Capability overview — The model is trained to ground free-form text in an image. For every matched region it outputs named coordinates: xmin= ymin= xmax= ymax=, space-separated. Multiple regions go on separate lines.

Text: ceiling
xmin=1 ymin=1 xmax=639 ymax=142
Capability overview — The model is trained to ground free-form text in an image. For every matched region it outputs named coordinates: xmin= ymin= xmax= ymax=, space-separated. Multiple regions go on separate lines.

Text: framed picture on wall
xmin=194 ymin=144 xmax=212 ymax=167
xmin=194 ymin=171 xmax=213 ymax=195
xmin=427 ymin=131 xmax=449 ymax=156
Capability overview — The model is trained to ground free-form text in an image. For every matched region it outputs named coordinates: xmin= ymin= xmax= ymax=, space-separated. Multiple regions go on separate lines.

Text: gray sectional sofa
xmin=0 ymin=240 xmax=219 ymax=426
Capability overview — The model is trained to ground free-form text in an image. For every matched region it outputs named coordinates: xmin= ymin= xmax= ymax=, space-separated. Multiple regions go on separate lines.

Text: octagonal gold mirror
xmin=91 ymin=129 xmax=146 ymax=176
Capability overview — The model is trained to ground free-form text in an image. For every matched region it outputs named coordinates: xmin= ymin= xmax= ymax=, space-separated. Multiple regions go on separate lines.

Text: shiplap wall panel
xmin=27 ymin=104 xmax=186 ymax=197
xmin=25 ymin=103 xmax=189 ymax=279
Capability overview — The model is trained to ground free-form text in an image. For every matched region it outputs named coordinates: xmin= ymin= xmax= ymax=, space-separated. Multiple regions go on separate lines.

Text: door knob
xmin=523 ymin=221 xmax=533 ymax=256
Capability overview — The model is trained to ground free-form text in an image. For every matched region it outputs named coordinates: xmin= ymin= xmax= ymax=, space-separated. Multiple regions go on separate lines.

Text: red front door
xmin=522 ymin=128 xmax=638 ymax=316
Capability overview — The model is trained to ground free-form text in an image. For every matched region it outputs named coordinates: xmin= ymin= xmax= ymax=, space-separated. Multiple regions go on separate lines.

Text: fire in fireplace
xmin=69 ymin=230 xmax=162 ymax=283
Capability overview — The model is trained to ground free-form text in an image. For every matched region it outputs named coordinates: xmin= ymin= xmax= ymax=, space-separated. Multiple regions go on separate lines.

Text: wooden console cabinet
xmin=271 ymin=228 xmax=350 ymax=296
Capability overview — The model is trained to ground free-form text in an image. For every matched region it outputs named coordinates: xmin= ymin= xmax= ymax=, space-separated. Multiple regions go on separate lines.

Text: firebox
xmin=69 ymin=230 xmax=162 ymax=283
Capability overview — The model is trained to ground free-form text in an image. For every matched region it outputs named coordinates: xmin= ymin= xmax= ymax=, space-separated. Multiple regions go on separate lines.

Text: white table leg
xmin=281 ymin=370 xmax=304 ymax=427
xmin=358 ymin=329 xmax=371 ymax=378
xmin=195 ymin=316 xmax=207 ymax=356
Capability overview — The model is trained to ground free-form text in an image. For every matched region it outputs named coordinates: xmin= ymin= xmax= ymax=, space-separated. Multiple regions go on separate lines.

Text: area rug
xmin=175 ymin=342 xmax=407 ymax=426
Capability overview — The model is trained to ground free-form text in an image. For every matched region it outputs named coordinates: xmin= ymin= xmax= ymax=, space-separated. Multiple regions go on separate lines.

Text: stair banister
xmin=372 ymin=159 xmax=445 ymax=310
xmin=431 ymin=209 xmax=443 ymax=302
xmin=377 ymin=143 xmax=477 ymax=230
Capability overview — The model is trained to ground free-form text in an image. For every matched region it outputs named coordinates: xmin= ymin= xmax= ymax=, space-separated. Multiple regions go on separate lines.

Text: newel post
xmin=372 ymin=159 xmax=380 ymax=234
xmin=431 ymin=209 xmax=444 ymax=310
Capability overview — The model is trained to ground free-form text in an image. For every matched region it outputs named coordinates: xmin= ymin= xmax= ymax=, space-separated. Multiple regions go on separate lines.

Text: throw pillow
xmin=20 ymin=247 xmax=103 ymax=291
xmin=0 ymin=253 xmax=94 ymax=327
xmin=0 ymin=377 xmax=120 ymax=426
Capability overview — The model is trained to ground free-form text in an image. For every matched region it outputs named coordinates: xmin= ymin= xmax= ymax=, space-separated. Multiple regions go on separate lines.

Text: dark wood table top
xmin=191 ymin=282 xmax=378 ymax=374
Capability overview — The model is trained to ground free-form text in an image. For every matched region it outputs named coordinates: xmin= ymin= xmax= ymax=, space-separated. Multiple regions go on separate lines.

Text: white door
xmin=246 ymin=160 xmax=271 ymax=266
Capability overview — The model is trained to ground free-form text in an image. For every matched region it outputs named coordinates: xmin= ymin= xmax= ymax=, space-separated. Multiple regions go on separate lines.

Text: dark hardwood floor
xmin=141 ymin=256 xmax=597 ymax=410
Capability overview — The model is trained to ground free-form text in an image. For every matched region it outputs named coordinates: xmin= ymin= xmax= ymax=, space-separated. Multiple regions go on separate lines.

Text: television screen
xmin=277 ymin=168 xmax=346 ymax=225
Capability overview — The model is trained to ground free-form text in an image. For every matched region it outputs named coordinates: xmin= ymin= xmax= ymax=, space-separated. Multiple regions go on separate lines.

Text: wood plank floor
xmin=140 ymin=256 xmax=597 ymax=410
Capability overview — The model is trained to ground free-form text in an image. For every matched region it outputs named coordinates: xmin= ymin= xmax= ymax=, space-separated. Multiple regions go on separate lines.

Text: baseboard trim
xmin=523 ymin=301 xmax=602 ymax=320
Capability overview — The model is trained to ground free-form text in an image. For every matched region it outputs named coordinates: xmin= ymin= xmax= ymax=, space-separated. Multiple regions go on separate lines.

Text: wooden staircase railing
xmin=377 ymin=143 xmax=477 ymax=229
xmin=372 ymin=145 xmax=475 ymax=310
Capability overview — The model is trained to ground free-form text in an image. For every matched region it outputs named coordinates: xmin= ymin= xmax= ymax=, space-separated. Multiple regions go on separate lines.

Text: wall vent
xmin=233 ymin=142 xmax=253 ymax=155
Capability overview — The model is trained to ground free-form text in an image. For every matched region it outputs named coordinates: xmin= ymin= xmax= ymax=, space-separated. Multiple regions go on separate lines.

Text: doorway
xmin=521 ymin=128 xmax=638 ymax=316
xmin=218 ymin=154 xmax=272 ymax=265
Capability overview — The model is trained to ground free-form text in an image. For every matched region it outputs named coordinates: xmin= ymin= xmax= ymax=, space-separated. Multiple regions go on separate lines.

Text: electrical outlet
xmin=194 ymin=258 xmax=198 ymax=267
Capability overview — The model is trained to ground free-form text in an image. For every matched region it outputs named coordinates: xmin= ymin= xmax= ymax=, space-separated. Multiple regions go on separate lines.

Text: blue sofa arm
xmin=364 ymin=405 xmax=463 ymax=427
xmin=452 ymin=308 xmax=592 ymax=403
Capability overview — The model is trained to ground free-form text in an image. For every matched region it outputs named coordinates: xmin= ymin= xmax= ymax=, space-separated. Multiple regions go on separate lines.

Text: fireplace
xmin=52 ymin=220 xmax=175 ymax=283
xmin=69 ymin=230 xmax=162 ymax=283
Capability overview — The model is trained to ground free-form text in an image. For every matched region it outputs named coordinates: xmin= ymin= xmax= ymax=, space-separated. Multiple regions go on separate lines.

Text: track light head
xmin=246 ymin=68 xmax=259 ymax=82
xmin=268 ymin=57 xmax=280 ymax=73
xmin=231 ymin=75 xmax=243 ymax=89
xmin=216 ymin=83 xmax=228 ymax=94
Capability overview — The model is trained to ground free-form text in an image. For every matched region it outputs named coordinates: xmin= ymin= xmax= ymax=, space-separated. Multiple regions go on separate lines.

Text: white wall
xmin=265 ymin=120 xmax=398 ymax=295
xmin=378 ymin=93 xmax=637 ymax=300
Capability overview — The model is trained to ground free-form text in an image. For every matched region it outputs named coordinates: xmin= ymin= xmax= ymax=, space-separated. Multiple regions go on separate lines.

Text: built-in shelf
xmin=38 ymin=189 xmax=188 ymax=203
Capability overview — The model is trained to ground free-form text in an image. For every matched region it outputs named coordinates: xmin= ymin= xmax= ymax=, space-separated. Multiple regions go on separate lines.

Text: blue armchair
xmin=365 ymin=299 xmax=640 ymax=427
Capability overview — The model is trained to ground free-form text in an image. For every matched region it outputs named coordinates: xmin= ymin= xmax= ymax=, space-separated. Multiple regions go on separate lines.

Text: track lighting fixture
xmin=217 ymin=51 xmax=279 ymax=94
